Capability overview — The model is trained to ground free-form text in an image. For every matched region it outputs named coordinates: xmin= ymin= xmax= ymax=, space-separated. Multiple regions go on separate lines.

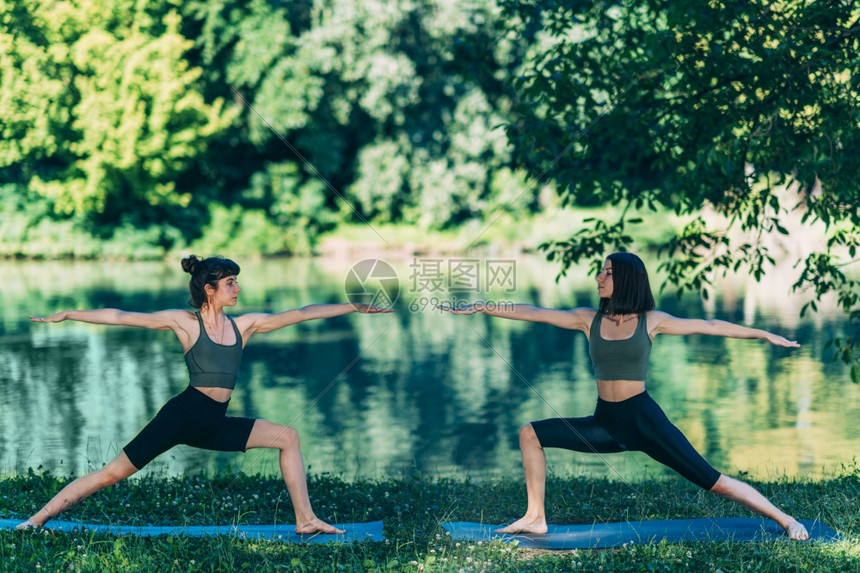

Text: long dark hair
xmin=181 ymin=255 xmax=240 ymax=308
xmin=599 ymin=252 xmax=655 ymax=315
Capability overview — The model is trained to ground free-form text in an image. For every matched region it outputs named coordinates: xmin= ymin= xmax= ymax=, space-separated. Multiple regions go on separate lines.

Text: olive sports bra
xmin=588 ymin=311 xmax=651 ymax=381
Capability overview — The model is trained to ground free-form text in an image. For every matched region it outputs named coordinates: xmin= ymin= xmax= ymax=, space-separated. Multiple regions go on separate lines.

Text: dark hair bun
xmin=181 ymin=255 xmax=201 ymax=274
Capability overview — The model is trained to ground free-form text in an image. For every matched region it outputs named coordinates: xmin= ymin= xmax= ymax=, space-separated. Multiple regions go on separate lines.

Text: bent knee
xmin=519 ymin=423 xmax=541 ymax=445
xmin=275 ymin=426 xmax=300 ymax=450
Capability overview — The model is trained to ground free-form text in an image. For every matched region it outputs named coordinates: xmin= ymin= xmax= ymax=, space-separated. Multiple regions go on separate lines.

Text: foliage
xmin=1 ymin=0 xmax=538 ymax=256
xmin=1 ymin=469 xmax=858 ymax=571
xmin=501 ymin=0 xmax=860 ymax=379
xmin=203 ymin=0 xmax=532 ymax=231
xmin=0 ymin=0 xmax=234 ymax=219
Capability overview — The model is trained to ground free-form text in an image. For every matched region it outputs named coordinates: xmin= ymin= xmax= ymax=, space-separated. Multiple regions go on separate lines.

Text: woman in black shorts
xmin=18 ymin=255 xmax=390 ymax=533
xmin=439 ymin=252 xmax=808 ymax=540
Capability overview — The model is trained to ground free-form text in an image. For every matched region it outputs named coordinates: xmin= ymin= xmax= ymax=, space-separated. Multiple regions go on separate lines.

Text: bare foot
xmin=16 ymin=519 xmax=40 ymax=531
xmin=296 ymin=517 xmax=345 ymax=535
xmin=494 ymin=515 xmax=548 ymax=535
xmin=784 ymin=519 xmax=809 ymax=541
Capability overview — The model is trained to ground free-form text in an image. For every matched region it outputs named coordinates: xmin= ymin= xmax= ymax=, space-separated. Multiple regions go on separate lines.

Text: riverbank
xmin=2 ymin=469 xmax=857 ymax=572
xmin=0 ymin=202 xmax=686 ymax=261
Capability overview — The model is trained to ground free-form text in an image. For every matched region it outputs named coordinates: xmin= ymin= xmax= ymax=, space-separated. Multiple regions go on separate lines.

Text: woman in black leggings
xmin=18 ymin=255 xmax=390 ymax=533
xmin=439 ymin=252 xmax=808 ymax=540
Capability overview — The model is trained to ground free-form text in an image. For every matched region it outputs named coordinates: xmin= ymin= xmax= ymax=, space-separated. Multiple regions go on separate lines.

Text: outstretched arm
xmin=437 ymin=303 xmax=594 ymax=332
xmin=650 ymin=310 xmax=799 ymax=347
xmin=31 ymin=309 xmax=184 ymax=331
xmin=239 ymin=303 xmax=392 ymax=337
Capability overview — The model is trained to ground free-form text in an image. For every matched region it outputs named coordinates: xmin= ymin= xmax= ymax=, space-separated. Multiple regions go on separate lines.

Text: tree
xmin=500 ymin=0 xmax=860 ymax=379
xmin=0 ymin=0 xmax=234 ymax=236
xmin=190 ymin=0 xmax=532 ymax=231
xmin=3 ymin=0 xmax=538 ymax=255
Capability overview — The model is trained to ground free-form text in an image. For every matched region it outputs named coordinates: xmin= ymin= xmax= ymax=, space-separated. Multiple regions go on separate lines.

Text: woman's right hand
xmin=762 ymin=331 xmax=801 ymax=348
xmin=31 ymin=312 xmax=68 ymax=323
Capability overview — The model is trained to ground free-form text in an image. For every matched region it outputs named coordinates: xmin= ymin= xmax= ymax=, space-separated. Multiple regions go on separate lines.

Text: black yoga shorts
xmin=531 ymin=391 xmax=721 ymax=490
xmin=123 ymin=386 xmax=256 ymax=470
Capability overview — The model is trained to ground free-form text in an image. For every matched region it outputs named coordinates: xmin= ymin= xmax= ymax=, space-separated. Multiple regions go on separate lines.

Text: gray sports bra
xmin=184 ymin=312 xmax=243 ymax=389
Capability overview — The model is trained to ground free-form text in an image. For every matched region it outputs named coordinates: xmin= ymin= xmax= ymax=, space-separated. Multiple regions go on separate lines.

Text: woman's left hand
xmin=30 ymin=312 xmax=68 ymax=323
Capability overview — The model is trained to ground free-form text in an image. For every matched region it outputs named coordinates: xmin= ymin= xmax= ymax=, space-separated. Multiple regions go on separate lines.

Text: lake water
xmin=0 ymin=256 xmax=857 ymax=484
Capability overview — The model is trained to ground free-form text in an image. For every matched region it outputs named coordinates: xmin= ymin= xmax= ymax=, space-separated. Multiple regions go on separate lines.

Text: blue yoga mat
xmin=442 ymin=518 xmax=840 ymax=549
xmin=0 ymin=518 xmax=384 ymax=543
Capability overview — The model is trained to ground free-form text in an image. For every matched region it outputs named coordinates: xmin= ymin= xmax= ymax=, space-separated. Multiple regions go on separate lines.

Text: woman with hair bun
xmin=18 ymin=255 xmax=390 ymax=534
xmin=440 ymin=252 xmax=809 ymax=540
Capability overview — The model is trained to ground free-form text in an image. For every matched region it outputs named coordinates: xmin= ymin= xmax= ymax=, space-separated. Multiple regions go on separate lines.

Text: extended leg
xmin=496 ymin=423 xmax=548 ymax=534
xmin=710 ymin=475 xmax=809 ymax=540
xmin=244 ymin=420 xmax=343 ymax=534
xmin=17 ymin=452 xmax=138 ymax=529
xmin=630 ymin=396 xmax=809 ymax=541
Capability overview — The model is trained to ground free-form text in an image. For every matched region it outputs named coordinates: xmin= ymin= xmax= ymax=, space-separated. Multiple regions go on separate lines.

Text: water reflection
xmin=0 ymin=257 xmax=856 ymax=483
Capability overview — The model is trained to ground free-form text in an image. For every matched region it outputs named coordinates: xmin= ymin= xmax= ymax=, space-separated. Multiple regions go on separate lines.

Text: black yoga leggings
xmin=123 ymin=386 xmax=256 ymax=470
xmin=531 ymin=391 xmax=721 ymax=490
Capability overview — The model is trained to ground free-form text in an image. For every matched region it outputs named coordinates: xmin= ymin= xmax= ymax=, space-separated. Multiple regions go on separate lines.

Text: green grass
xmin=2 ymin=468 xmax=858 ymax=572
